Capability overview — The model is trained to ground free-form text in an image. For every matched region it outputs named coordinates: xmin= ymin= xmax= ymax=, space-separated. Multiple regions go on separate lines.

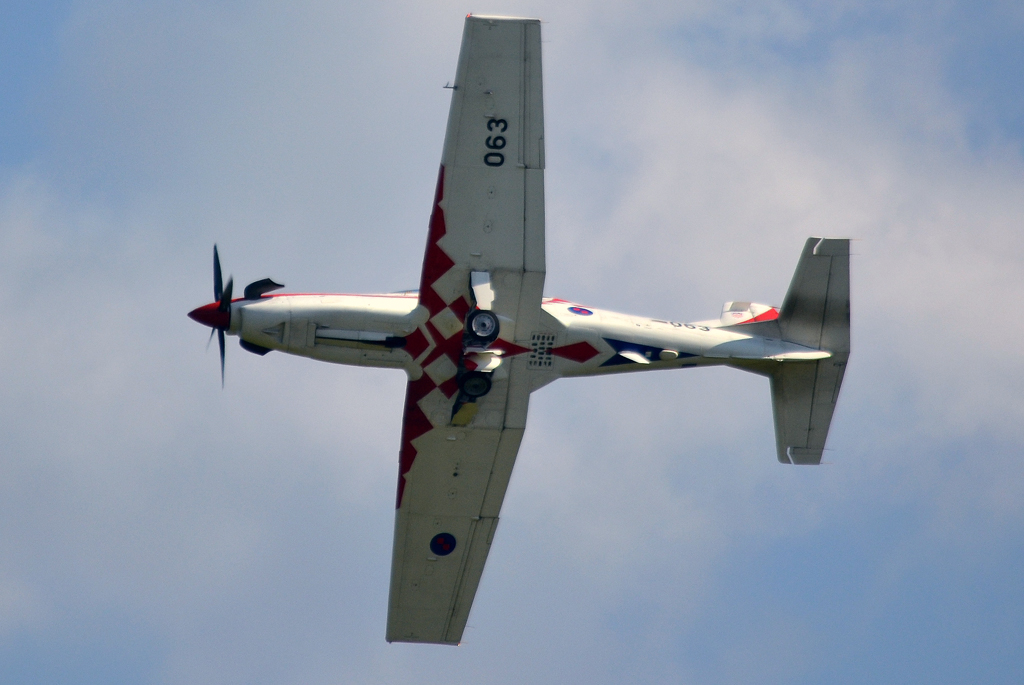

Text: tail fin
xmin=770 ymin=238 xmax=850 ymax=465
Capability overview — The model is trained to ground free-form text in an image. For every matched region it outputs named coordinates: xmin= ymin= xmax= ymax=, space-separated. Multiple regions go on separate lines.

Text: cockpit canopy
xmin=719 ymin=301 xmax=779 ymax=326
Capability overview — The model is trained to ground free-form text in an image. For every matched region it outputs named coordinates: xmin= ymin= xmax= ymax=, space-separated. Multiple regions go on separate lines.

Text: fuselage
xmin=196 ymin=293 xmax=829 ymax=384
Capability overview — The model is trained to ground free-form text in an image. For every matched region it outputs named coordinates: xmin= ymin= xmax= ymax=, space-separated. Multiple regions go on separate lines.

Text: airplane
xmin=188 ymin=15 xmax=850 ymax=645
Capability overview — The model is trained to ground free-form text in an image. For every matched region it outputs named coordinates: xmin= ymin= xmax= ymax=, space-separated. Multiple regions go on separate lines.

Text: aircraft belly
xmin=541 ymin=302 xmax=833 ymax=376
xmin=233 ymin=296 xmax=425 ymax=370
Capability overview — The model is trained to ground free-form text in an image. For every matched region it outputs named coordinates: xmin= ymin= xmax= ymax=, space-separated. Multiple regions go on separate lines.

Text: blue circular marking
xmin=568 ymin=306 xmax=593 ymax=316
xmin=430 ymin=533 xmax=457 ymax=556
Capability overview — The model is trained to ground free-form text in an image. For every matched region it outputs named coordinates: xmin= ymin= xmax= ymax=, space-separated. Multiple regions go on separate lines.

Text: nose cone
xmin=188 ymin=302 xmax=230 ymax=329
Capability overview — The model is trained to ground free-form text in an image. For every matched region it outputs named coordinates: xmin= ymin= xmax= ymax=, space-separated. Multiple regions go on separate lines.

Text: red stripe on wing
xmin=396 ymin=374 xmax=436 ymax=508
xmin=418 ymin=166 xmax=455 ymax=317
xmin=396 ymin=165 xmax=469 ymax=508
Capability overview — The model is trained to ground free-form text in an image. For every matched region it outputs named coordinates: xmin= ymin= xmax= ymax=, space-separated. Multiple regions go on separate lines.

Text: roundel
xmin=430 ymin=533 xmax=457 ymax=556
xmin=568 ymin=306 xmax=593 ymax=316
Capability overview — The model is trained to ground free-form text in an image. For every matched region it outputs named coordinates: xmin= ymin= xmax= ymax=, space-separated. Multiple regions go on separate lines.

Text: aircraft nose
xmin=188 ymin=302 xmax=230 ymax=329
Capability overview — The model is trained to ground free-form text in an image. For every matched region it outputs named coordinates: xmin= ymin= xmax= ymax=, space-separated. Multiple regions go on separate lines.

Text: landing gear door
xmin=470 ymin=271 xmax=495 ymax=310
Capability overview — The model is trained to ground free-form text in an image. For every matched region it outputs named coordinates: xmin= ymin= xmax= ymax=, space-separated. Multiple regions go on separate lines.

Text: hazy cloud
xmin=2 ymin=1 xmax=1022 ymax=683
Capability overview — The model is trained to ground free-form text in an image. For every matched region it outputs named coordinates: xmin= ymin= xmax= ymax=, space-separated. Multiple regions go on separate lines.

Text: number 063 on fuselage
xmin=188 ymin=14 xmax=850 ymax=647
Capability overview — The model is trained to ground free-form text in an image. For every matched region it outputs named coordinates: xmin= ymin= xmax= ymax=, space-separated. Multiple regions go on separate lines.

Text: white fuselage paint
xmin=227 ymin=294 xmax=827 ymax=380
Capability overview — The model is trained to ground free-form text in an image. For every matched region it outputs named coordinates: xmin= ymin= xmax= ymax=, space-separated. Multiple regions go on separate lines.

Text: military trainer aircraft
xmin=188 ymin=14 xmax=850 ymax=645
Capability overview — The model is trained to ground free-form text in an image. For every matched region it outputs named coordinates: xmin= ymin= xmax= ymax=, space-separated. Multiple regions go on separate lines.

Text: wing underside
xmin=386 ymin=15 xmax=545 ymax=645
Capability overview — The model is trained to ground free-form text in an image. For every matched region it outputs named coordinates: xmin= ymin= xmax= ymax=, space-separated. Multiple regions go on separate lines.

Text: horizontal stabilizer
xmin=778 ymin=237 xmax=850 ymax=352
xmin=771 ymin=237 xmax=850 ymax=464
xmin=771 ymin=357 xmax=847 ymax=464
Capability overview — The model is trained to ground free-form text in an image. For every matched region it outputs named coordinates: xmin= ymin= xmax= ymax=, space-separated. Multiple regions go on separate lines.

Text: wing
xmin=386 ymin=15 xmax=545 ymax=645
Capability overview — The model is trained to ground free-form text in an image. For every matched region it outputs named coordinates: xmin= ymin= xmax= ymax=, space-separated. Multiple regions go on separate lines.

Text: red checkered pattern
xmin=395 ymin=166 xmax=531 ymax=507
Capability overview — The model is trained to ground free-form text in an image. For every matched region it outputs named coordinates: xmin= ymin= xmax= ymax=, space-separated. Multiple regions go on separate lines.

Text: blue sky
xmin=2 ymin=2 xmax=1023 ymax=684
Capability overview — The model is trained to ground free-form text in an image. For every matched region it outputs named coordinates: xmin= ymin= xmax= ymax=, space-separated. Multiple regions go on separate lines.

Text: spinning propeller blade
xmin=218 ymin=328 xmax=226 ymax=387
xmin=213 ymin=245 xmax=223 ymax=301
xmin=219 ymin=277 xmax=233 ymax=311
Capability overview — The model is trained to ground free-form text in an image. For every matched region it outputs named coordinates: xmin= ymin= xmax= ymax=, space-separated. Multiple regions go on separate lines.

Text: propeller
xmin=189 ymin=245 xmax=233 ymax=387
xmin=214 ymin=246 xmax=233 ymax=387
xmin=188 ymin=246 xmax=284 ymax=386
